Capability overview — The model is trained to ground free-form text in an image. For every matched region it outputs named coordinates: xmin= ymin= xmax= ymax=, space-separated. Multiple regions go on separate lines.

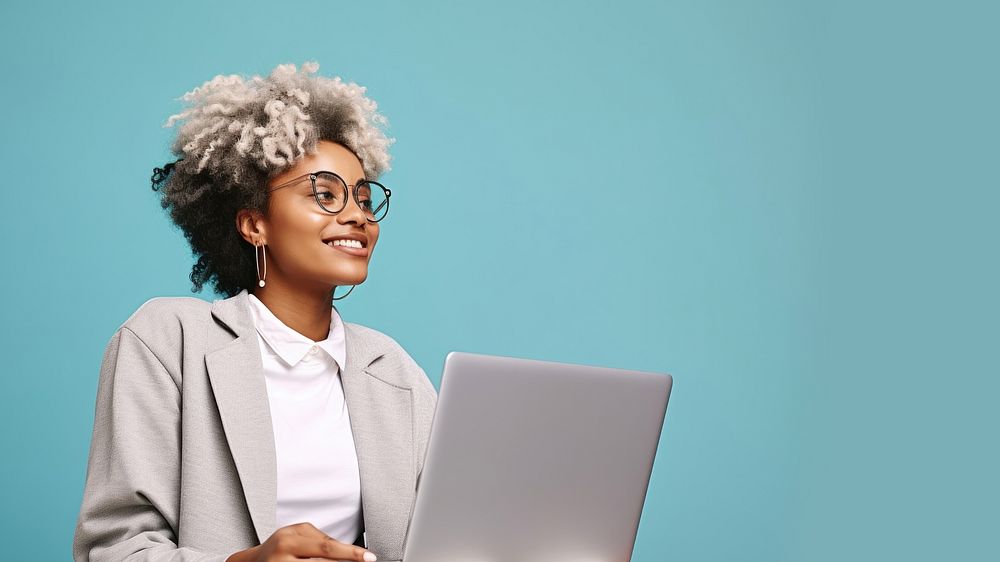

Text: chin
xmin=333 ymin=270 xmax=369 ymax=286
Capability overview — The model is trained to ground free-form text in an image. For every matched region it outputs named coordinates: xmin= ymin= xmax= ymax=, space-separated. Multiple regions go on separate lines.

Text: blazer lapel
xmin=206 ymin=289 xmax=277 ymax=544
xmin=342 ymin=322 xmax=415 ymax=560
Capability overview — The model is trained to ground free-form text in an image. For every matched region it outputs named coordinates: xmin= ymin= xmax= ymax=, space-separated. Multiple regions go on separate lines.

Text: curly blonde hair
xmin=152 ymin=61 xmax=393 ymax=297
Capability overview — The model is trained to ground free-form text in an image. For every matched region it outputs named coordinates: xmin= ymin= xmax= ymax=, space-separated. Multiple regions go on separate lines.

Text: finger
xmin=281 ymin=523 xmax=376 ymax=561
xmin=288 ymin=522 xmax=328 ymax=539
xmin=291 ymin=536 xmax=375 ymax=561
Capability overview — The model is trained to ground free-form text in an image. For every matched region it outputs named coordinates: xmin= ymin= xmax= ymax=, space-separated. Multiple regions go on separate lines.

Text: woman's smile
xmin=325 ymin=238 xmax=370 ymax=257
xmin=322 ymin=230 xmax=371 ymax=258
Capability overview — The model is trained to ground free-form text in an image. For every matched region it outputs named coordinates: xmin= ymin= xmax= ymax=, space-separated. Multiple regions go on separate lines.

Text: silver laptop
xmin=402 ymin=351 xmax=673 ymax=562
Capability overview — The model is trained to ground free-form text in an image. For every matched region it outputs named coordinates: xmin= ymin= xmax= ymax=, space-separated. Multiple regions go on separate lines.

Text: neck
xmin=251 ymin=279 xmax=335 ymax=342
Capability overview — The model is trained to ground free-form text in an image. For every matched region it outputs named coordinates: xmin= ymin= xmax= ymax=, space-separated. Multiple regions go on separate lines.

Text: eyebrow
xmin=319 ymin=171 xmax=367 ymax=185
xmin=285 ymin=172 xmax=368 ymax=189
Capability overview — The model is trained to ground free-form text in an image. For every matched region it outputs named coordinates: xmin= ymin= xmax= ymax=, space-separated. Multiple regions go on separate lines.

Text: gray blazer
xmin=73 ymin=289 xmax=438 ymax=561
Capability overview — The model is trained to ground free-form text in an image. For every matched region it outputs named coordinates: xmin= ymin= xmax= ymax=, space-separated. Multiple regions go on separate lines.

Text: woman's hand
xmin=225 ymin=522 xmax=376 ymax=562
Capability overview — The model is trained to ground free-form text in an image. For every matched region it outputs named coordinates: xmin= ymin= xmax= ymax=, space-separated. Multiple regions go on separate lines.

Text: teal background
xmin=1 ymin=0 xmax=996 ymax=560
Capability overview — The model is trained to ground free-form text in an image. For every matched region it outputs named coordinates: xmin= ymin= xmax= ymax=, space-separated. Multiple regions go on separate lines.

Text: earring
xmin=255 ymin=241 xmax=267 ymax=287
xmin=332 ymin=285 xmax=356 ymax=300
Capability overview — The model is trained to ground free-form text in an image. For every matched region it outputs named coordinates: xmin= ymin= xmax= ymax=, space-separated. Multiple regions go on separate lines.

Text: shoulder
xmin=119 ymin=295 xmax=211 ymax=334
xmin=345 ymin=321 xmax=437 ymax=399
xmin=113 ymin=295 xmax=213 ymax=360
xmin=344 ymin=320 xmax=403 ymax=353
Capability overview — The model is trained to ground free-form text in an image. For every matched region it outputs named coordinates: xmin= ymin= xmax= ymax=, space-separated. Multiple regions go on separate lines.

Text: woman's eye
xmin=317 ymin=191 xmax=335 ymax=200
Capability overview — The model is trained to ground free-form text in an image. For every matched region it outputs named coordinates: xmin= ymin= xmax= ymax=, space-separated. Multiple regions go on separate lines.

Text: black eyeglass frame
xmin=267 ymin=170 xmax=391 ymax=223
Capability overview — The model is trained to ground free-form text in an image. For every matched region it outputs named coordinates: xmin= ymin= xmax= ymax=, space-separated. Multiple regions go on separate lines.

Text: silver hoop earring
xmin=332 ymin=285 xmax=356 ymax=300
xmin=255 ymin=242 xmax=267 ymax=288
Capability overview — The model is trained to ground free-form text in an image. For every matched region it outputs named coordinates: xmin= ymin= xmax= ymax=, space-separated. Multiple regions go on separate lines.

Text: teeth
xmin=328 ymin=239 xmax=363 ymax=249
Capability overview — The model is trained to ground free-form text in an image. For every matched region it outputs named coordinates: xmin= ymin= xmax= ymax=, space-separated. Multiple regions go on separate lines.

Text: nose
xmin=337 ymin=188 xmax=368 ymax=225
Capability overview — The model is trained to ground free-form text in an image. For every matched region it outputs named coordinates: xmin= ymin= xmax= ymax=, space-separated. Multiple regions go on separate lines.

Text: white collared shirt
xmin=246 ymin=293 xmax=362 ymax=543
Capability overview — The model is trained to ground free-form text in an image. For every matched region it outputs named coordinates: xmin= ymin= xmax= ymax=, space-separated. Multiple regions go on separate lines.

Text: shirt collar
xmin=246 ymin=293 xmax=347 ymax=371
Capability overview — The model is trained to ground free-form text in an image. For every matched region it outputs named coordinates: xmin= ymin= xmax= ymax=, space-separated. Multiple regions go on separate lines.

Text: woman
xmin=73 ymin=62 xmax=437 ymax=562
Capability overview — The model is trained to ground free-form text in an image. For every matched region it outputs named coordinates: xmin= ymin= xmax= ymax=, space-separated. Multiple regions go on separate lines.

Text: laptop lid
xmin=403 ymin=351 xmax=673 ymax=562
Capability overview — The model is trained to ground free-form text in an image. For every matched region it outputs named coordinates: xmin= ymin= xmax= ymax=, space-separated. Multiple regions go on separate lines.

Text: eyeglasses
xmin=268 ymin=171 xmax=391 ymax=223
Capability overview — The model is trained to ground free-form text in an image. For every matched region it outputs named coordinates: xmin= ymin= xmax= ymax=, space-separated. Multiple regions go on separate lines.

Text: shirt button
xmin=309 ymin=346 xmax=318 ymax=355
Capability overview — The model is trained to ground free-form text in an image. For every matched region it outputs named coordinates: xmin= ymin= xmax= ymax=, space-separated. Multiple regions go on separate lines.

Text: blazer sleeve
xmin=73 ymin=326 xmax=230 ymax=562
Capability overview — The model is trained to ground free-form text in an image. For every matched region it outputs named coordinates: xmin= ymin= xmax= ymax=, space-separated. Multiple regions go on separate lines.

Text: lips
xmin=322 ymin=233 xmax=368 ymax=247
xmin=324 ymin=239 xmax=369 ymax=257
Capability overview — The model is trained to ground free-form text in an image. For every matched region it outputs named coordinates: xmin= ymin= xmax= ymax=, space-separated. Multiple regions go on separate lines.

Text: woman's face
xmin=243 ymin=140 xmax=380 ymax=293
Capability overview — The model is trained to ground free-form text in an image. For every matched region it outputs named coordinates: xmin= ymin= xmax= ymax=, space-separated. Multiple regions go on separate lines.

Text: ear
xmin=236 ymin=208 xmax=267 ymax=245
